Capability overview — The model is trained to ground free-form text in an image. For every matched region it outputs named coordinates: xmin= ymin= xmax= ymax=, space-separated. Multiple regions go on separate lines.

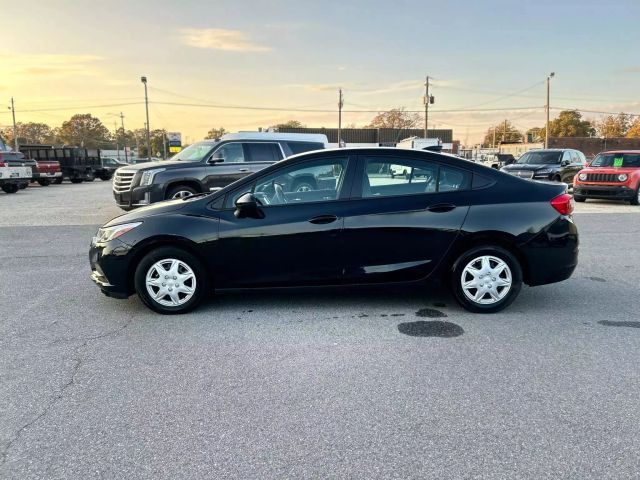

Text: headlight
xmin=140 ymin=168 xmax=165 ymax=186
xmin=578 ymin=173 xmax=587 ymax=181
xmin=618 ymin=174 xmax=628 ymax=182
xmin=95 ymin=222 xmax=142 ymax=243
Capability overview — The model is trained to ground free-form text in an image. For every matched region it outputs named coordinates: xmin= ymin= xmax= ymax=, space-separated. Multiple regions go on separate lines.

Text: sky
xmin=1 ymin=0 xmax=639 ymax=144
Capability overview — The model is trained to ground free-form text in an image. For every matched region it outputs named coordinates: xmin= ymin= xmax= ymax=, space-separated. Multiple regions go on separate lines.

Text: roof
xmin=599 ymin=150 xmax=640 ymax=154
xmin=221 ymin=132 xmax=329 ymax=144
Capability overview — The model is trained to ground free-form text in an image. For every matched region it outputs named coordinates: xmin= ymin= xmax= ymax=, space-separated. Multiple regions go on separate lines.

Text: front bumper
xmin=113 ymin=184 xmax=164 ymax=210
xmin=573 ymin=184 xmax=635 ymax=200
xmin=89 ymin=239 xmax=134 ymax=298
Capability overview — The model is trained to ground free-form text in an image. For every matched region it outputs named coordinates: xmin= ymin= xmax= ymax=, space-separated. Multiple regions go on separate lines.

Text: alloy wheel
xmin=171 ymin=190 xmax=193 ymax=199
xmin=145 ymin=258 xmax=196 ymax=307
xmin=460 ymin=255 xmax=512 ymax=305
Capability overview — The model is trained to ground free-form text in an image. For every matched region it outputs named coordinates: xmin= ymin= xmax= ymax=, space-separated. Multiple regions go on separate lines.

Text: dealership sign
xmin=167 ymin=132 xmax=182 ymax=153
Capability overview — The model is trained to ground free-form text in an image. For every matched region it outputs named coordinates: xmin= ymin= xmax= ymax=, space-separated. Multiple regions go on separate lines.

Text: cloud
xmin=619 ymin=66 xmax=640 ymax=73
xmin=0 ymin=53 xmax=103 ymax=78
xmin=178 ymin=28 xmax=271 ymax=52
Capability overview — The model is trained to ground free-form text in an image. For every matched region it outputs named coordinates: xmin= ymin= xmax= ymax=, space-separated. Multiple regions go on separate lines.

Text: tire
xmin=100 ymin=173 xmax=113 ymax=181
xmin=54 ymin=177 xmax=64 ymax=185
xmin=84 ymin=172 xmax=95 ymax=182
xmin=134 ymin=246 xmax=208 ymax=314
xmin=291 ymin=179 xmax=316 ymax=193
xmin=166 ymin=185 xmax=198 ymax=200
xmin=574 ymin=195 xmax=586 ymax=203
xmin=451 ymin=246 xmax=523 ymax=314
xmin=37 ymin=179 xmax=51 ymax=187
xmin=2 ymin=184 xmax=19 ymax=194
xmin=70 ymin=178 xmax=83 ymax=184
xmin=631 ymin=186 xmax=640 ymax=206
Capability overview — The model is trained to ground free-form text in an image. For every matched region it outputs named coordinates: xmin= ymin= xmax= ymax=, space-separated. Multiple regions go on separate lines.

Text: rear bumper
xmin=33 ymin=171 xmax=62 ymax=179
xmin=521 ymin=216 xmax=579 ymax=287
xmin=573 ymin=184 xmax=635 ymax=200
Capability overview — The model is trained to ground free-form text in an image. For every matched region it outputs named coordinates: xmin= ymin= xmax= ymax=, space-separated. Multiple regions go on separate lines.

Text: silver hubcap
xmin=461 ymin=255 xmax=512 ymax=305
xmin=145 ymin=258 xmax=196 ymax=307
xmin=172 ymin=190 xmax=193 ymax=199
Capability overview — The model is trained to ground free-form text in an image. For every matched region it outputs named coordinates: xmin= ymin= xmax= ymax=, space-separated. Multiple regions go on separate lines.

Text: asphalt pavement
xmin=1 ymin=181 xmax=639 ymax=479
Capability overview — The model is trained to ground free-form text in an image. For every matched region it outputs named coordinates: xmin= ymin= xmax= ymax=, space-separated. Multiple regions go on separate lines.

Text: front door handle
xmin=308 ymin=214 xmax=338 ymax=224
xmin=427 ymin=203 xmax=456 ymax=213
xmin=238 ymin=168 xmax=250 ymax=172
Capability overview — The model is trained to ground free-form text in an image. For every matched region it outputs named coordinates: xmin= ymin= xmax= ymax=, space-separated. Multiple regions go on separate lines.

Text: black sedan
xmin=500 ymin=149 xmax=586 ymax=185
xmin=90 ymin=148 xmax=578 ymax=314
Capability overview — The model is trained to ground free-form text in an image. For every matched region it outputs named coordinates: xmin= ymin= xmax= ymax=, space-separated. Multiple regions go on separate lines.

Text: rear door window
xmin=246 ymin=143 xmax=282 ymax=162
xmin=211 ymin=143 xmax=245 ymax=163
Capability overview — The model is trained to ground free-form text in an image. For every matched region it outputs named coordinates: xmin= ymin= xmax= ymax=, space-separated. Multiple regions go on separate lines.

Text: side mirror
xmin=234 ymin=193 xmax=264 ymax=219
xmin=561 ymin=159 xmax=570 ymax=167
xmin=207 ymin=157 xmax=224 ymax=165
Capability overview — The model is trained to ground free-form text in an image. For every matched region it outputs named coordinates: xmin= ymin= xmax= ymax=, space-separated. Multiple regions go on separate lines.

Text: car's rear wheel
xmin=37 ymin=179 xmax=51 ymax=187
xmin=574 ymin=195 xmax=586 ymax=202
xmin=54 ymin=177 xmax=64 ymax=184
xmin=166 ymin=185 xmax=198 ymax=200
xmin=70 ymin=178 xmax=83 ymax=184
xmin=451 ymin=246 xmax=522 ymax=313
xmin=134 ymin=247 xmax=208 ymax=314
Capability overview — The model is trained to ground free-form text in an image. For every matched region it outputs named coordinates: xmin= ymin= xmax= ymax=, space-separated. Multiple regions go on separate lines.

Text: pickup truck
xmin=31 ymin=158 xmax=62 ymax=186
xmin=0 ymin=139 xmax=32 ymax=192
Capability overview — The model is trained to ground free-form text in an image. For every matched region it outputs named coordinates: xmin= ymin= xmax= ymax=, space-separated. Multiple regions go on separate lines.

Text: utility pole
xmin=114 ymin=120 xmax=120 ymax=160
xmin=424 ymin=76 xmax=430 ymax=138
xmin=120 ymin=112 xmax=128 ymax=163
xmin=503 ymin=119 xmax=508 ymax=143
xmin=141 ymin=76 xmax=151 ymax=160
xmin=162 ymin=130 xmax=167 ymax=159
xmin=338 ymin=89 xmax=344 ymax=148
xmin=545 ymin=72 xmax=555 ymax=148
xmin=10 ymin=97 xmax=17 ymax=151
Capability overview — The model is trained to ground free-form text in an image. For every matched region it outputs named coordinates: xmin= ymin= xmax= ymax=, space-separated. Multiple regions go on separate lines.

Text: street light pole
xmin=338 ymin=89 xmax=344 ymax=147
xmin=545 ymin=72 xmax=555 ymax=149
xmin=10 ymin=97 xmax=17 ymax=151
xmin=141 ymin=76 xmax=151 ymax=160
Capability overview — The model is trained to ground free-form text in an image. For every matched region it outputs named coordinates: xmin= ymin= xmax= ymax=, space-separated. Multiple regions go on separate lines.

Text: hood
xmin=103 ymin=198 xmax=190 ymax=227
xmin=116 ymin=160 xmax=192 ymax=172
xmin=581 ymin=166 xmax=638 ymax=174
xmin=503 ymin=163 xmax=557 ymax=172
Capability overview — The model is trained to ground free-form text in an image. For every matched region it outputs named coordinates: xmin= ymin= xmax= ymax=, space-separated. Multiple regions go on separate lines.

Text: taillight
xmin=550 ymin=193 xmax=574 ymax=215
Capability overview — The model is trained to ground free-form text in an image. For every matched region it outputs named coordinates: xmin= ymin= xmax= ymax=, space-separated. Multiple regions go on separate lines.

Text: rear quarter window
xmin=287 ymin=142 xmax=325 ymax=155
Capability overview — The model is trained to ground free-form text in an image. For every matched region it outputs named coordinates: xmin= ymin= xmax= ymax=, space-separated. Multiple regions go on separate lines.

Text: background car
xmin=91 ymin=148 xmax=578 ymax=315
xmin=573 ymin=150 xmax=640 ymax=205
xmin=501 ymin=149 xmax=586 ymax=185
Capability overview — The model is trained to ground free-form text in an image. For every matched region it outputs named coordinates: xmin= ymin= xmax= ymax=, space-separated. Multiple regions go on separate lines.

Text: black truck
xmin=19 ymin=145 xmax=114 ymax=183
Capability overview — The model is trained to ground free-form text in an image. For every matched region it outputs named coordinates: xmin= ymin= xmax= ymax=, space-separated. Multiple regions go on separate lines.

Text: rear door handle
xmin=308 ymin=214 xmax=338 ymax=224
xmin=427 ymin=203 xmax=456 ymax=213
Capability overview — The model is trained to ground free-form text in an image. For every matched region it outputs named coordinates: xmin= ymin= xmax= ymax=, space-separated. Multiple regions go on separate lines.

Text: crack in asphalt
xmin=0 ymin=319 xmax=133 ymax=467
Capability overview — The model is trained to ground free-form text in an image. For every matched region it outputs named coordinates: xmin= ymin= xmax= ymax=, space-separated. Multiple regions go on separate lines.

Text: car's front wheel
xmin=451 ymin=246 xmax=523 ymax=313
xmin=166 ymin=185 xmax=198 ymax=200
xmin=134 ymin=247 xmax=208 ymax=314
xmin=631 ymin=186 xmax=640 ymax=206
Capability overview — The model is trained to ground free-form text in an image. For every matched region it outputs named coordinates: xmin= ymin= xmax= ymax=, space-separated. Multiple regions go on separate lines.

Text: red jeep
xmin=573 ymin=151 xmax=640 ymax=205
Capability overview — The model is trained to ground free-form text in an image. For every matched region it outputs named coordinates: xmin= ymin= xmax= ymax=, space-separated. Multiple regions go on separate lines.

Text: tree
xmin=1 ymin=122 xmax=57 ymax=145
xmin=626 ymin=118 xmax=640 ymax=138
xmin=272 ymin=120 xmax=306 ymax=129
xmin=482 ymin=120 xmax=523 ymax=147
xmin=595 ymin=113 xmax=631 ymax=138
xmin=205 ymin=127 xmax=227 ymax=139
xmin=366 ymin=107 xmax=421 ymax=129
xmin=538 ymin=110 xmax=595 ymax=139
xmin=57 ymin=114 xmax=111 ymax=148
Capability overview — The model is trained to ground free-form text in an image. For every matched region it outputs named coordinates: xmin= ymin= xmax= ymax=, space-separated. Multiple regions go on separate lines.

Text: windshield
xmin=591 ymin=153 xmax=640 ymax=168
xmin=171 ymin=142 xmax=215 ymax=162
xmin=516 ymin=151 xmax=562 ymax=165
